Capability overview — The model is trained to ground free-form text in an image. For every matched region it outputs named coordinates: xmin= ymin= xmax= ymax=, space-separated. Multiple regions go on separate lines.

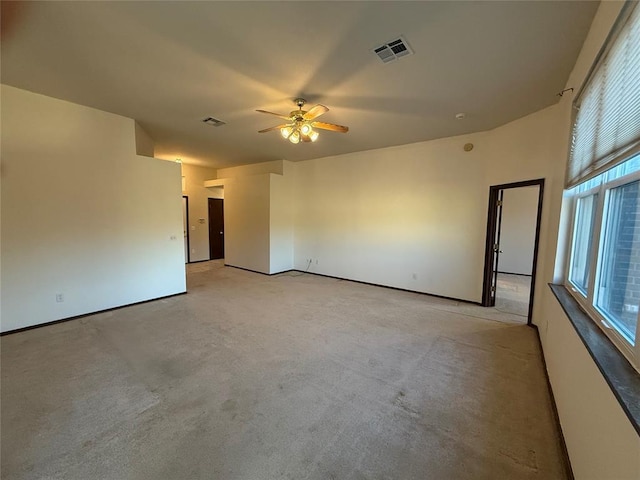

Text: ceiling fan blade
xmin=303 ymin=104 xmax=329 ymax=121
xmin=312 ymin=121 xmax=349 ymax=133
xmin=258 ymin=124 xmax=289 ymax=133
xmin=256 ymin=109 xmax=291 ymax=120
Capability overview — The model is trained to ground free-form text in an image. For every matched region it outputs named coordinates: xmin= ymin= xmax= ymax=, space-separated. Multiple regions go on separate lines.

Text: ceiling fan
xmin=257 ymin=98 xmax=349 ymax=144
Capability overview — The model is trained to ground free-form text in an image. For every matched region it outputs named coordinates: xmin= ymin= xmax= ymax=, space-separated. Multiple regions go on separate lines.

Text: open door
xmin=489 ymin=190 xmax=505 ymax=306
xmin=482 ymin=188 xmax=504 ymax=307
xmin=482 ymin=179 xmax=544 ymax=324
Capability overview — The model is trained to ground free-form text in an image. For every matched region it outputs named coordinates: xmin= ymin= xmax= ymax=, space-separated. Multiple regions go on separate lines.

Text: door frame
xmin=481 ymin=178 xmax=545 ymax=325
xmin=183 ymin=195 xmax=190 ymax=264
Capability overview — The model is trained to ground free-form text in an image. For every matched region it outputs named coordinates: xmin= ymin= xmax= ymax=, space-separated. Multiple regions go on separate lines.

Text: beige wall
xmin=485 ymin=103 xmax=567 ymax=334
xmin=544 ymin=294 xmax=640 ymax=479
xmin=270 ymin=162 xmax=294 ymax=273
xmin=535 ymin=2 xmax=640 ymax=478
xmin=181 ymin=163 xmax=221 ymax=262
xmin=0 ymin=85 xmax=186 ymax=332
xmin=218 ymin=160 xmax=294 ymax=274
xmin=222 ymin=173 xmax=271 ymax=273
xmin=134 ymin=121 xmax=155 ymax=157
xmin=289 ymin=102 xmax=565 ymax=304
xmin=217 ymin=159 xmax=283 ymax=179
xmin=293 ymin=133 xmax=489 ymax=300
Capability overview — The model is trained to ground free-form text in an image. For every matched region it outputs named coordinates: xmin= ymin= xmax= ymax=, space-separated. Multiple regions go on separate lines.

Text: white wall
xmin=181 ymin=163 xmax=221 ymax=262
xmin=293 ymin=134 xmax=489 ymax=301
xmin=222 ymin=173 xmax=271 ymax=273
xmin=217 ymin=159 xmax=283 ymax=179
xmin=216 ymin=160 xmax=294 ymax=275
xmin=134 ymin=121 xmax=155 ymax=157
xmin=544 ymin=296 xmax=640 ymax=479
xmin=498 ymin=186 xmax=539 ymax=275
xmin=290 ymin=101 xmax=567 ymax=304
xmin=485 ymin=103 xmax=567 ymax=331
xmin=0 ymin=85 xmax=186 ymax=332
xmin=535 ymin=2 xmax=640 ymax=478
xmin=270 ymin=163 xmax=294 ymax=274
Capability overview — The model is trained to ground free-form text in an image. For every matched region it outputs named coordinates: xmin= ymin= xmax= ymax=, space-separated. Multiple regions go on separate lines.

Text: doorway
xmin=481 ymin=179 xmax=544 ymax=324
xmin=208 ymin=198 xmax=224 ymax=260
xmin=182 ymin=196 xmax=190 ymax=264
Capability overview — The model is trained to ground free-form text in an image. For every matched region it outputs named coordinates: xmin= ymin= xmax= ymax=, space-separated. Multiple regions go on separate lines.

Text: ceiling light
xmin=300 ymin=123 xmax=313 ymax=136
xmin=281 ymin=126 xmax=293 ymax=139
xmin=258 ymin=98 xmax=349 ymax=144
xmin=282 ymin=122 xmax=319 ymax=144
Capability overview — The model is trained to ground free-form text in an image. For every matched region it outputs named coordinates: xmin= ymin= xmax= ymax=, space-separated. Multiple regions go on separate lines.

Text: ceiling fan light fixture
xmin=300 ymin=123 xmax=313 ymax=136
xmin=257 ymin=98 xmax=348 ymax=143
xmin=281 ymin=126 xmax=293 ymax=139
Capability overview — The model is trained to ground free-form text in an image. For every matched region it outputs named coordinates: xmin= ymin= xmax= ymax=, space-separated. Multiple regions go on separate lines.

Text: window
xmin=565 ymin=1 xmax=640 ymax=371
xmin=566 ymin=156 xmax=640 ymax=367
xmin=595 ymin=179 xmax=640 ymax=342
xmin=568 ymin=193 xmax=598 ymax=294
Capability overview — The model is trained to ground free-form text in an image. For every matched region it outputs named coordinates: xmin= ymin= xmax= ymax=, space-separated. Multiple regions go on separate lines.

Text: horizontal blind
xmin=567 ymin=2 xmax=640 ymax=188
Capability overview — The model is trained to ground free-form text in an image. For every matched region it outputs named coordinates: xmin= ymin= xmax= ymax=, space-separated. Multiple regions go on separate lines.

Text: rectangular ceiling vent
xmin=202 ymin=116 xmax=226 ymax=127
xmin=372 ymin=36 xmax=413 ymax=64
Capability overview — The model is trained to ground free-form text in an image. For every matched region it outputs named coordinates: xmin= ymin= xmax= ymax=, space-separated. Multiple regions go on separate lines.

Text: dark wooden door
xmin=489 ymin=189 xmax=505 ymax=306
xmin=208 ymin=198 xmax=224 ymax=260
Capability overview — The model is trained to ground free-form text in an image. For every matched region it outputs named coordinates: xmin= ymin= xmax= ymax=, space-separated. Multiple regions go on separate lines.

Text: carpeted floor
xmin=1 ymin=261 xmax=568 ymax=479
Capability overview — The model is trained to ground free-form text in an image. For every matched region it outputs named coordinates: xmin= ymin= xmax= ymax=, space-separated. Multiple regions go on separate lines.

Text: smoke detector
xmin=372 ymin=36 xmax=414 ymax=64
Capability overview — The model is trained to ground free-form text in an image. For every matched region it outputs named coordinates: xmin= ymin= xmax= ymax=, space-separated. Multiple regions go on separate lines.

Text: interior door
xmin=489 ymin=190 xmax=504 ymax=306
xmin=481 ymin=178 xmax=545 ymax=325
xmin=208 ymin=198 xmax=224 ymax=260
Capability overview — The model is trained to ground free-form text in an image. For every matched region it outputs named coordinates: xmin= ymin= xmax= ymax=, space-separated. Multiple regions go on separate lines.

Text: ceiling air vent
xmin=202 ymin=116 xmax=226 ymax=127
xmin=372 ymin=36 xmax=413 ymax=64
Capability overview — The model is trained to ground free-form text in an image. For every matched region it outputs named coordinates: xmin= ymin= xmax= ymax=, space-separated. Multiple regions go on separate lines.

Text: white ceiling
xmin=1 ymin=1 xmax=599 ymax=168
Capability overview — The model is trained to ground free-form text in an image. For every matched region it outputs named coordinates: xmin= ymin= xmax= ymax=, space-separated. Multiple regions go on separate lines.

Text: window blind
xmin=567 ymin=2 xmax=640 ymax=188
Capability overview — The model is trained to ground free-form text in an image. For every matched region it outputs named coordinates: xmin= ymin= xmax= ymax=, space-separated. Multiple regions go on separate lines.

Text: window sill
xmin=549 ymin=284 xmax=640 ymax=436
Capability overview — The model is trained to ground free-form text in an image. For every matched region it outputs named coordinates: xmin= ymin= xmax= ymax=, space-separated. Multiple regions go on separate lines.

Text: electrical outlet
xmin=56 ymin=293 xmax=64 ymax=303
xmin=191 ymin=248 xmax=195 ymax=254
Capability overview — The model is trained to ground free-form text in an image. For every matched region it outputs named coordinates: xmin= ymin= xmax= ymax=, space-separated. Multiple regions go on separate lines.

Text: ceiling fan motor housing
xmin=290 ymin=111 xmax=307 ymax=121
